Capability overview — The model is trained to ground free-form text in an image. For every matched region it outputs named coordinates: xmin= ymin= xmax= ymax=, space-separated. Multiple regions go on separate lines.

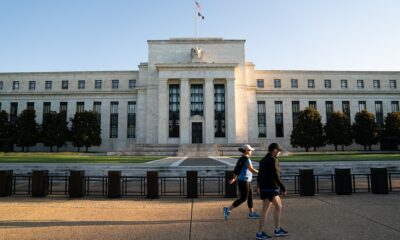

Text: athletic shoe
xmin=248 ymin=211 xmax=261 ymax=219
xmin=274 ymin=227 xmax=289 ymax=237
xmin=223 ymin=207 xmax=231 ymax=220
xmin=256 ymin=231 xmax=272 ymax=240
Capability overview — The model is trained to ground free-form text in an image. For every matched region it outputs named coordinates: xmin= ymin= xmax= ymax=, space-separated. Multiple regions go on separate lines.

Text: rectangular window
xmin=373 ymin=80 xmax=380 ymax=89
xmin=169 ymin=84 xmax=180 ymax=138
xmin=129 ymin=80 xmax=136 ymax=89
xmin=45 ymin=81 xmax=52 ymax=90
xmin=76 ymin=102 xmax=84 ymax=113
xmin=342 ymin=101 xmax=351 ymax=123
xmin=292 ymin=101 xmax=300 ymax=127
xmin=27 ymin=102 xmax=34 ymax=111
xmin=257 ymin=79 xmax=264 ymax=88
xmin=190 ymin=84 xmax=203 ymax=116
xmin=309 ymin=101 xmax=317 ymax=110
xmin=112 ymin=79 xmax=119 ymax=89
xmin=274 ymin=79 xmax=281 ymax=88
xmin=359 ymin=101 xmax=366 ymax=112
xmin=275 ymin=101 xmax=284 ymax=137
xmin=390 ymin=80 xmax=397 ymax=89
xmin=95 ymin=80 xmax=102 ymax=89
xmin=78 ymin=80 xmax=85 ymax=89
xmin=62 ymin=80 xmax=68 ymax=90
xmin=110 ymin=101 xmax=119 ymax=138
xmin=60 ymin=102 xmax=68 ymax=121
xmin=324 ymin=79 xmax=331 ymax=88
xmin=12 ymin=81 xmax=19 ymax=90
xmin=43 ymin=102 xmax=51 ymax=123
xmin=375 ymin=101 xmax=383 ymax=127
xmin=93 ymin=101 xmax=101 ymax=125
xmin=214 ymin=84 xmax=226 ymax=137
xmin=308 ymin=79 xmax=315 ymax=88
xmin=257 ymin=101 xmax=266 ymax=138
xmin=29 ymin=81 xmax=36 ymax=90
xmin=392 ymin=101 xmax=399 ymax=112
xmin=357 ymin=80 xmax=364 ymax=89
xmin=341 ymin=80 xmax=348 ymax=89
xmin=127 ymin=101 xmax=136 ymax=138
xmin=10 ymin=102 xmax=18 ymax=126
xmin=326 ymin=101 xmax=334 ymax=121
xmin=291 ymin=79 xmax=298 ymax=88
xmin=0 ymin=81 xmax=3 ymax=90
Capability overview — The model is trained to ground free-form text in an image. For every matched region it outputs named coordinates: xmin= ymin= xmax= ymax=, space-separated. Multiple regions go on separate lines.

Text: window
xmin=190 ymin=84 xmax=203 ymax=116
xmin=129 ymin=80 xmax=136 ymax=89
xmin=375 ymin=101 xmax=383 ymax=127
xmin=373 ymin=80 xmax=380 ymax=89
xmin=95 ymin=80 xmax=102 ymax=89
xmin=110 ymin=101 xmax=119 ymax=138
xmin=392 ymin=101 xmax=399 ymax=112
xmin=12 ymin=81 xmax=19 ymax=90
xmin=93 ymin=102 xmax=101 ymax=125
xmin=292 ymin=101 xmax=300 ymax=127
xmin=45 ymin=81 xmax=52 ymax=90
xmin=309 ymin=101 xmax=317 ymax=110
xmin=324 ymin=79 xmax=331 ymax=89
xmin=308 ymin=79 xmax=315 ymax=88
xmin=390 ymin=80 xmax=397 ymax=89
xmin=27 ymin=102 xmax=34 ymax=111
xmin=76 ymin=102 xmax=84 ymax=113
xmin=326 ymin=101 xmax=333 ymax=121
xmin=257 ymin=101 xmax=266 ymax=137
xmin=274 ymin=79 xmax=281 ymax=88
xmin=257 ymin=79 xmax=264 ymax=88
xmin=78 ymin=80 xmax=85 ymax=89
xmin=62 ymin=80 xmax=68 ymax=89
xmin=10 ymin=102 xmax=18 ymax=126
xmin=127 ymin=101 xmax=136 ymax=138
xmin=341 ymin=80 xmax=348 ymax=89
xmin=359 ymin=101 xmax=366 ymax=112
xmin=357 ymin=80 xmax=364 ymax=89
xmin=28 ymin=81 xmax=35 ymax=90
xmin=43 ymin=102 xmax=51 ymax=123
xmin=169 ymin=84 xmax=180 ymax=138
xmin=291 ymin=79 xmax=298 ymax=88
xmin=0 ymin=81 xmax=3 ymax=90
xmin=275 ymin=101 xmax=284 ymax=137
xmin=112 ymin=80 xmax=119 ymax=89
xmin=214 ymin=84 xmax=225 ymax=137
xmin=60 ymin=102 xmax=68 ymax=121
xmin=342 ymin=101 xmax=351 ymax=123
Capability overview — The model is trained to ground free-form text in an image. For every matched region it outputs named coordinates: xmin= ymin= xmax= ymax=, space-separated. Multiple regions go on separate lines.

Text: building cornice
xmin=148 ymin=38 xmax=245 ymax=44
xmin=256 ymin=90 xmax=400 ymax=95
xmin=0 ymin=70 xmax=138 ymax=76
xmin=0 ymin=91 xmax=137 ymax=96
xmin=155 ymin=63 xmax=238 ymax=70
xmin=255 ymin=70 xmax=400 ymax=75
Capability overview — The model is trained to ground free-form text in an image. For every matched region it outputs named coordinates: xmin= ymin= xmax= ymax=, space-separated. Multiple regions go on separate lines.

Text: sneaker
xmin=223 ymin=207 xmax=231 ymax=220
xmin=256 ymin=231 xmax=272 ymax=240
xmin=274 ymin=227 xmax=289 ymax=237
xmin=248 ymin=211 xmax=261 ymax=219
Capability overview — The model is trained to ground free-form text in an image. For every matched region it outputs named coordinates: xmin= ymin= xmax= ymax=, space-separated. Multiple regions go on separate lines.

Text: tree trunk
xmin=368 ymin=145 xmax=372 ymax=151
xmin=313 ymin=146 xmax=317 ymax=151
xmin=364 ymin=145 xmax=367 ymax=151
xmin=85 ymin=146 xmax=89 ymax=152
xmin=77 ymin=147 xmax=80 ymax=152
xmin=50 ymin=146 xmax=53 ymax=152
xmin=305 ymin=147 xmax=309 ymax=152
xmin=334 ymin=145 xmax=338 ymax=151
xmin=341 ymin=145 xmax=344 ymax=151
xmin=22 ymin=146 xmax=24 ymax=152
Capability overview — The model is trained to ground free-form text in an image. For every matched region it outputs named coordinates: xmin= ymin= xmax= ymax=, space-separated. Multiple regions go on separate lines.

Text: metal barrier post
xmin=108 ymin=171 xmax=121 ymax=198
xmin=335 ymin=168 xmax=352 ymax=195
xmin=0 ymin=170 xmax=13 ymax=197
xmin=147 ymin=171 xmax=159 ymax=199
xmin=187 ymin=171 xmax=198 ymax=198
xmin=299 ymin=169 xmax=315 ymax=196
xmin=370 ymin=168 xmax=389 ymax=194
xmin=32 ymin=170 xmax=49 ymax=197
xmin=224 ymin=171 xmax=237 ymax=198
xmin=69 ymin=171 xmax=85 ymax=198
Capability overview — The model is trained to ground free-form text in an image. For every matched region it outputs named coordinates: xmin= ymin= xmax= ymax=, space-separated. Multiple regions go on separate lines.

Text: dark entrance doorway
xmin=192 ymin=123 xmax=202 ymax=143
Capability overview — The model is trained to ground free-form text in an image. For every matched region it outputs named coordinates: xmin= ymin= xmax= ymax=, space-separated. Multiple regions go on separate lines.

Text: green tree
xmin=290 ymin=108 xmax=325 ymax=152
xmin=381 ymin=112 xmax=400 ymax=149
xmin=41 ymin=112 xmax=69 ymax=152
xmin=325 ymin=111 xmax=353 ymax=151
xmin=70 ymin=111 xmax=101 ymax=152
xmin=14 ymin=109 xmax=40 ymax=152
xmin=353 ymin=110 xmax=379 ymax=150
xmin=0 ymin=110 xmax=13 ymax=151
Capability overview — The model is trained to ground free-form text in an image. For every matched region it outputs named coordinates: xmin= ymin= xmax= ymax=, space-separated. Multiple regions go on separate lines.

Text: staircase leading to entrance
xmin=217 ymin=143 xmax=268 ymax=156
xmin=177 ymin=144 xmax=219 ymax=157
xmin=112 ymin=144 xmax=179 ymax=156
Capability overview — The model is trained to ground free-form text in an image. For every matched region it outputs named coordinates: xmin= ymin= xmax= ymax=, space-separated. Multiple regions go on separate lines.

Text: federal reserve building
xmin=0 ymin=38 xmax=399 ymax=153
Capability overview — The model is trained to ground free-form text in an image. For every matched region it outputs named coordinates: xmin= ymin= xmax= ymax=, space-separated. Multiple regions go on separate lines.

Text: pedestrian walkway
xmin=1 ymin=193 xmax=399 ymax=240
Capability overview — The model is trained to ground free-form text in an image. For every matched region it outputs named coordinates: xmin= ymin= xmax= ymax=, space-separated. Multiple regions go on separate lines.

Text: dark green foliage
xmin=70 ymin=111 xmax=101 ymax=152
xmin=290 ymin=108 xmax=325 ymax=152
xmin=353 ymin=110 xmax=379 ymax=150
xmin=41 ymin=112 xmax=69 ymax=152
xmin=325 ymin=111 xmax=353 ymax=151
xmin=0 ymin=110 xmax=11 ymax=139
xmin=381 ymin=112 xmax=400 ymax=148
xmin=14 ymin=109 xmax=40 ymax=152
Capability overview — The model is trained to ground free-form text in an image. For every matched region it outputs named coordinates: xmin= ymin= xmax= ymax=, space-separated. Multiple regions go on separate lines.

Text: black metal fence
xmin=1 ymin=169 xmax=399 ymax=198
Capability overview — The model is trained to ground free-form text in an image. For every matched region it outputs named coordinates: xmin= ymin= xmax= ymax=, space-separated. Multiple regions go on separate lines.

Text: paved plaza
xmin=0 ymin=193 xmax=399 ymax=240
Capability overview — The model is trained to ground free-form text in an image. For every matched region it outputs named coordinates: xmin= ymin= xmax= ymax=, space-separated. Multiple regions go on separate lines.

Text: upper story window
xmin=274 ymin=79 xmax=281 ymax=88
xmin=12 ymin=81 xmax=19 ymax=90
xmin=129 ymin=79 xmax=136 ymax=89
xmin=291 ymin=79 xmax=298 ymax=88
xmin=112 ymin=80 xmax=119 ymax=89
xmin=0 ymin=81 xmax=3 ymax=90
xmin=45 ymin=81 xmax=52 ymax=90
xmin=257 ymin=79 xmax=264 ymax=88
xmin=62 ymin=80 xmax=68 ymax=89
xmin=29 ymin=81 xmax=36 ymax=90
xmin=357 ymin=80 xmax=364 ymax=89
xmin=390 ymin=80 xmax=397 ymax=89
xmin=78 ymin=80 xmax=85 ymax=89
xmin=341 ymin=80 xmax=348 ymax=89
xmin=95 ymin=80 xmax=102 ymax=89
xmin=359 ymin=101 xmax=366 ymax=112
xmin=190 ymin=84 xmax=203 ymax=116
xmin=324 ymin=79 xmax=331 ymax=88
xmin=308 ymin=79 xmax=315 ymax=88
xmin=373 ymin=80 xmax=380 ymax=89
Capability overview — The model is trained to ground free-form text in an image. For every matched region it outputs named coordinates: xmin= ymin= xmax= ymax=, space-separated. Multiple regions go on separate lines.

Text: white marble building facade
xmin=0 ymin=38 xmax=399 ymax=151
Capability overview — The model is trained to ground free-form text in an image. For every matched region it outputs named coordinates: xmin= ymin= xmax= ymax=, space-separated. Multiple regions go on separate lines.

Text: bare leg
xmin=271 ymin=196 xmax=282 ymax=229
xmin=258 ymin=199 xmax=271 ymax=232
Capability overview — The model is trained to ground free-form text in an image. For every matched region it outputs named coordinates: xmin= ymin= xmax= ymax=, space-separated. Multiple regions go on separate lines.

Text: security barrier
xmin=299 ymin=169 xmax=315 ymax=196
xmin=0 ymin=170 xmax=13 ymax=196
xmin=69 ymin=171 xmax=85 ymax=198
xmin=335 ymin=168 xmax=352 ymax=195
xmin=32 ymin=170 xmax=49 ymax=197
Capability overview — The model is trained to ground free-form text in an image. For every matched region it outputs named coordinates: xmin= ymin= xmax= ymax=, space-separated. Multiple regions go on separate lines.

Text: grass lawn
xmin=0 ymin=152 xmax=165 ymax=163
xmin=241 ymin=153 xmax=400 ymax=162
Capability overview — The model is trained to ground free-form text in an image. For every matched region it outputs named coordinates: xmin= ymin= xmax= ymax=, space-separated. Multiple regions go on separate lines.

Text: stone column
xmin=136 ymin=89 xmax=147 ymax=143
xmin=204 ymin=78 xmax=214 ymax=144
xmin=158 ymin=79 xmax=168 ymax=144
xmin=226 ymin=78 xmax=236 ymax=143
xmin=180 ymin=79 xmax=190 ymax=144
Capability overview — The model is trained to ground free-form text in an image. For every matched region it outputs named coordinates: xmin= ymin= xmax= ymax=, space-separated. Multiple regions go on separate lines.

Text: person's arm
xmin=272 ymin=158 xmax=286 ymax=193
xmin=229 ymin=174 xmax=237 ymax=184
xmin=247 ymin=160 xmax=258 ymax=174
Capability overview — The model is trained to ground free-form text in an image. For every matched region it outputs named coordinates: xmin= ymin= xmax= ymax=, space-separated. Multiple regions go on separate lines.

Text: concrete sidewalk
xmin=0 ymin=194 xmax=399 ymax=240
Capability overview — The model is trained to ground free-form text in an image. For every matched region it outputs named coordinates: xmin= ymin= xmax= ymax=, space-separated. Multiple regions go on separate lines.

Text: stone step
xmin=107 ymin=151 xmax=176 ymax=156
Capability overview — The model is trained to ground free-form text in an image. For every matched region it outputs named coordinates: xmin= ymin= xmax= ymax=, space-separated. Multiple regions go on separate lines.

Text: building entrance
xmin=192 ymin=123 xmax=203 ymax=143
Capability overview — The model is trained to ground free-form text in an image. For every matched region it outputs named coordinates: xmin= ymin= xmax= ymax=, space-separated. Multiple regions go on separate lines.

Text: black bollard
xmin=0 ymin=170 xmax=13 ymax=197
xmin=224 ymin=171 xmax=237 ymax=198
xmin=187 ymin=171 xmax=198 ymax=198
xmin=147 ymin=171 xmax=159 ymax=199
xmin=335 ymin=168 xmax=352 ymax=195
xmin=69 ymin=171 xmax=85 ymax=198
xmin=32 ymin=170 xmax=49 ymax=197
xmin=108 ymin=171 xmax=121 ymax=198
xmin=299 ymin=169 xmax=315 ymax=196
xmin=370 ymin=168 xmax=389 ymax=194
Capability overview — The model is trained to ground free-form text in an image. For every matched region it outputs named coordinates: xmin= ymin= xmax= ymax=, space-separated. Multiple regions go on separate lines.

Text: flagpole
xmin=195 ymin=0 xmax=198 ymax=40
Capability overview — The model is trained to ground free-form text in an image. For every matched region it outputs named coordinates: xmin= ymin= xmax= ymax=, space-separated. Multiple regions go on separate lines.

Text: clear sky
xmin=0 ymin=0 xmax=399 ymax=72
